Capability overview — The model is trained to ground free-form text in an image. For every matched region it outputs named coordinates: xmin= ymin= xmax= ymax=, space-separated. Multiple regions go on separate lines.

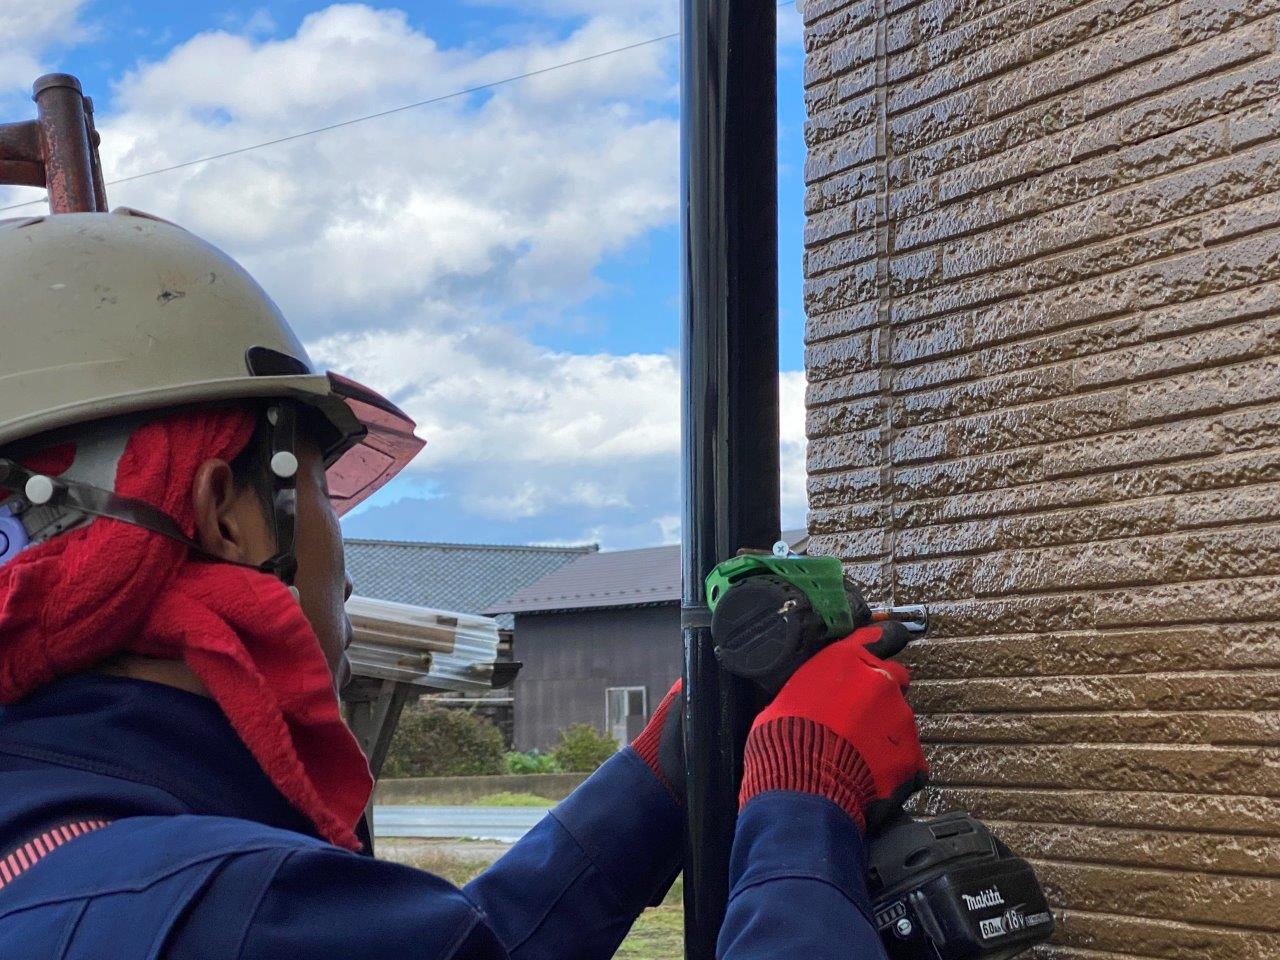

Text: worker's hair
xmin=228 ymin=409 xmax=275 ymax=518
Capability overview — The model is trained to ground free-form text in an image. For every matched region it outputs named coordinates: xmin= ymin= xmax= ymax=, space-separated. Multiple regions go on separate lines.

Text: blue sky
xmin=2 ymin=0 xmax=810 ymax=551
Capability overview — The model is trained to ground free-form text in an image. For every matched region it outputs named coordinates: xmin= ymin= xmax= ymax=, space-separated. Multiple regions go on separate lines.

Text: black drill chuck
xmin=711 ymin=575 xmax=873 ymax=694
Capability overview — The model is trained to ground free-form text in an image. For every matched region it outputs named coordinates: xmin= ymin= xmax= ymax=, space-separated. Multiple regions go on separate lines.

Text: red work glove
xmin=738 ymin=625 xmax=927 ymax=833
xmin=630 ymin=680 xmax=684 ymax=804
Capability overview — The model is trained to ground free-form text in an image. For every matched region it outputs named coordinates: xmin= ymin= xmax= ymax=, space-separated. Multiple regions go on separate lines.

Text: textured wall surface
xmin=799 ymin=0 xmax=1280 ymax=955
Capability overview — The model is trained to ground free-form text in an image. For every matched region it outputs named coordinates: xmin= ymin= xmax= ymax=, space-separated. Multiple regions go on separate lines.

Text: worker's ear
xmin=191 ymin=458 xmax=275 ymax=565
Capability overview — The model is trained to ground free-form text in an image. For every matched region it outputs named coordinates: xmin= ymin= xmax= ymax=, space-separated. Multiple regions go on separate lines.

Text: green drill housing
xmin=704 ymin=554 xmax=855 ymax=639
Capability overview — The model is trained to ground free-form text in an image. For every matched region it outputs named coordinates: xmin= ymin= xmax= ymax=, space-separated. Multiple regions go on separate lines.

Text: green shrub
xmin=503 ymin=749 xmax=562 ymax=775
xmin=382 ymin=705 xmax=506 ymax=778
xmin=551 ymin=723 xmax=618 ymax=773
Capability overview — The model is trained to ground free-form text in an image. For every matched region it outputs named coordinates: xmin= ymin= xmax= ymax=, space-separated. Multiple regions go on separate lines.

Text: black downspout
xmin=680 ymin=2 xmax=780 ymax=958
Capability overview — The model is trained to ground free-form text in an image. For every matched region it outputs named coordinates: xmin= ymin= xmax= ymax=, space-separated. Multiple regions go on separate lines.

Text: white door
xmin=606 ymin=686 xmax=648 ymax=747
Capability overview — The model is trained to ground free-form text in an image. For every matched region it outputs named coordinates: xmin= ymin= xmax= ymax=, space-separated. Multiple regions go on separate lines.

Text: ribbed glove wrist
xmin=630 ymin=680 xmax=684 ymax=803
xmin=739 ymin=716 xmax=875 ymax=832
xmin=735 ymin=625 xmax=928 ymax=833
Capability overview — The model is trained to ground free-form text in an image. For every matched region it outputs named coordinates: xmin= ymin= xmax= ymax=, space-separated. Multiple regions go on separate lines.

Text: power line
xmin=1 ymin=2 xmax=794 ymax=214
xmin=0 ymin=35 xmax=675 ymax=214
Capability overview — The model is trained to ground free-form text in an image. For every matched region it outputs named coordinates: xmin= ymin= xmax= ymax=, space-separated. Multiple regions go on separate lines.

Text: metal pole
xmin=0 ymin=120 xmax=45 ymax=189
xmin=82 ymin=94 xmax=109 ymax=212
xmin=33 ymin=74 xmax=99 ymax=214
xmin=0 ymin=73 xmax=107 ymax=211
xmin=680 ymin=0 xmax=780 ymax=956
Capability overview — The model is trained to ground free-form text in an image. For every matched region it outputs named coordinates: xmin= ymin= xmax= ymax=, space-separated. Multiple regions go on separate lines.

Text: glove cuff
xmin=739 ymin=717 xmax=873 ymax=832
xmin=630 ymin=681 xmax=681 ymax=798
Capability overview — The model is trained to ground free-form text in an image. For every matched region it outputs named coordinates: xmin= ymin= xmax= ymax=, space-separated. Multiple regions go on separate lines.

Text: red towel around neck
xmin=0 ymin=408 xmax=372 ymax=851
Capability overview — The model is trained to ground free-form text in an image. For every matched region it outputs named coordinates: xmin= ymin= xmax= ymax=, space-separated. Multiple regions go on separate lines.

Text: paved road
xmin=373 ymin=805 xmax=547 ymax=842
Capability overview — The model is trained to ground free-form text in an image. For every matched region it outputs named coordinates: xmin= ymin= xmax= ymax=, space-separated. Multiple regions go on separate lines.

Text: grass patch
xmin=401 ymin=848 xmax=494 ymax=888
xmin=470 ymin=791 xmax=555 ymax=807
xmin=391 ymin=791 xmax=556 ymax=806
xmin=616 ymin=904 xmax=684 ymax=958
xmin=618 ymin=875 xmax=684 ymax=958
xmin=393 ymin=847 xmax=684 ymax=958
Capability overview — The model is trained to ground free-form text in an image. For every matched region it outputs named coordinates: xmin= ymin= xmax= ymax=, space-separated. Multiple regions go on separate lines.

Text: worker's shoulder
xmin=99 ymin=812 xmax=335 ymax=866
xmin=0 ymin=814 xmax=336 ymax=925
xmin=2 ymin=817 xmax=492 ymax=960
xmin=194 ymin=821 xmax=499 ymax=960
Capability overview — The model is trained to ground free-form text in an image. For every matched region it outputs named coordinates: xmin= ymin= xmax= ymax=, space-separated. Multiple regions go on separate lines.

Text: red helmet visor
xmin=323 ymin=372 xmax=425 ymax=516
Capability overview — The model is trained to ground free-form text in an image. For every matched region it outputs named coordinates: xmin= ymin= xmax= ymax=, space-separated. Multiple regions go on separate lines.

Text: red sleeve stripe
xmin=0 ymin=820 xmax=112 ymax=894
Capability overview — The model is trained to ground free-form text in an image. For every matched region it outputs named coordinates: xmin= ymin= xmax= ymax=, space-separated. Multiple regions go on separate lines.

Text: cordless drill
xmin=706 ymin=547 xmax=1054 ymax=960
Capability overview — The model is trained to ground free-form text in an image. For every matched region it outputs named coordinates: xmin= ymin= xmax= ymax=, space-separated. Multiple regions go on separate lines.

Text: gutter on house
xmin=679 ymin=1 xmax=782 ymax=956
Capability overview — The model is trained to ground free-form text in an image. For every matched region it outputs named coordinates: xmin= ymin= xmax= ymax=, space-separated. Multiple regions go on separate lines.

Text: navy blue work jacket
xmin=0 ymin=675 xmax=886 ymax=958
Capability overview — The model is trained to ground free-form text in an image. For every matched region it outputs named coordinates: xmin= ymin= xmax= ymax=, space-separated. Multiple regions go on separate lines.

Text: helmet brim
xmin=323 ymin=372 xmax=425 ymax=517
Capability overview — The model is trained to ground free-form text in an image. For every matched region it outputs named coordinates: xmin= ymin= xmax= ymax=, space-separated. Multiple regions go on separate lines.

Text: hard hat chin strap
xmin=262 ymin=403 xmax=299 ymax=585
xmin=0 ymin=404 xmax=301 ymax=587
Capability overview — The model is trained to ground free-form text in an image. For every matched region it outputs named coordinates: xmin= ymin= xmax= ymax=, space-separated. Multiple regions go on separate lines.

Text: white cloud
xmin=779 ymin=370 xmax=808 ymax=526
xmin=0 ymin=0 xmax=91 ymax=95
xmin=655 ymin=514 xmax=681 ymax=544
xmin=84 ymin=2 xmax=700 ymax=540
xmin=309 ymin=324 xmax=679 ymax=469
xmin=316 ymin=321 xmax=807 ymax=531
xmin=3 ymin=1 xmax=809 ymax=545
xmin=238 ymin=8 xmax=279 ymax=37
xmin=98 ymin=3 xmax=678 ymax=335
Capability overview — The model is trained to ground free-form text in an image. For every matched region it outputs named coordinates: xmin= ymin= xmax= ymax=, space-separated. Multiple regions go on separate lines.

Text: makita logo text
xmin=962 ymin=887 xmax=1005 ymax=911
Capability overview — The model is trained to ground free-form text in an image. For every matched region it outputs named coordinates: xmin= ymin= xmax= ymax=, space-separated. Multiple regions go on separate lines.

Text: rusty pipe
xmin=82 ymin=95 xmax=108 ymax=211
xmin=33 ymin=74 xmax=99 ymax=213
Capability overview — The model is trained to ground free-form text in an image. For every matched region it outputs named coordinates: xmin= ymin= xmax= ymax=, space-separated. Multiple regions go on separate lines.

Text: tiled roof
xmin=486 ymin=530 xmax=806 ymax=615
xmin=344 ymin=539 xmax=597 ymax=630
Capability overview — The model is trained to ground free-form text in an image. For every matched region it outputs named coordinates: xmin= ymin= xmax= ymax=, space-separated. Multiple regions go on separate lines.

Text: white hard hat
xmin=0 ymin=207 xmax=423 ymax=515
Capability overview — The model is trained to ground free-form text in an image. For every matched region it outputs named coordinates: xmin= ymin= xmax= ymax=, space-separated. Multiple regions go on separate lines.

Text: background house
xmin=344 ymin=538 xmax=596 ymax=742
xmin=798 ymin=0 xmax=1280 ymax=952
xmin=488 ymin=532 xmax=804 ymax=751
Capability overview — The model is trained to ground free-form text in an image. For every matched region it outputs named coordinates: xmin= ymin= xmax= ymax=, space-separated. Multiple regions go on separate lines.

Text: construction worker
xmin=0 ymin=209 xmax=928 ymax=959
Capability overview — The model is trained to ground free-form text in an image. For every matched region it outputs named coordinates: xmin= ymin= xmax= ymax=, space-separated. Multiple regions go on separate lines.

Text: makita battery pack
xmin=868 ymin=812 xmax=1054 ymax=960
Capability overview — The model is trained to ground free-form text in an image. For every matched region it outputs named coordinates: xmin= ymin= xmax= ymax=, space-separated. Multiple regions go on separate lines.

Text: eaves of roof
xmin=486 ymin=530 xmax=805 ymax=615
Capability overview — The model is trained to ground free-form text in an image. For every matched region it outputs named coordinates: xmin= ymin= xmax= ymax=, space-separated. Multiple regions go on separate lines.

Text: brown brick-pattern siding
xmin=800 ymin=0 xmax=1280 ymax=956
